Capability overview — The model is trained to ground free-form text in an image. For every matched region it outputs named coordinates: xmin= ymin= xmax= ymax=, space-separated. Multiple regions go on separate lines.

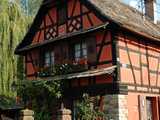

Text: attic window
xmin=57 ymin=3 xmax=67 ymax=25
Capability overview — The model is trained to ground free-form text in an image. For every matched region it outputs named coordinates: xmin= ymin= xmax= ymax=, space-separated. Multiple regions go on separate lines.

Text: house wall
xmin=25 ymin=29 xmax=114 ymax=84
xmin=25 ymin=49 xmax=40 ymax=79
xmin=32 ymin=0 xmax=103 ymax=45
xmin=25 ymin=0 xmax=115 ymax=82
xmin=116 ymin=31 xmax=160 ymax=120
xmin=127 ymin=92 xmax=160 ymax=120
xmin=117 ymin=31 xmax=160 ymax=88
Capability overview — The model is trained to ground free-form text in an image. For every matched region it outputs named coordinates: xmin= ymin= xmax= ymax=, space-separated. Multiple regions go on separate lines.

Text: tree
xmin=28 ymin=0 xmax=42 ymax=16
xmin=0 ymin=0 xmax=31 ymax=97
xmin=16 ymin=0 xmax=42 ymax=16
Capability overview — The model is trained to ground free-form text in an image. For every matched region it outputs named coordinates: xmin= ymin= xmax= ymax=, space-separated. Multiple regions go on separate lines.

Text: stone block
xmin=19 ymin=109 xmax=34 ymax=120
xmin=57 ymin=108 xmax=71 ymax=120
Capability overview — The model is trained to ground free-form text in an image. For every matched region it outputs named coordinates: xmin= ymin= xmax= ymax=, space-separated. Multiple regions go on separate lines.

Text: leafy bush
xmin=17 ymin=80 xmax=63 ymax=120
xmin=34 ymin=111 xmax=51 ymax=120
xmin=76 ymin=94 xmax=104 ymax=120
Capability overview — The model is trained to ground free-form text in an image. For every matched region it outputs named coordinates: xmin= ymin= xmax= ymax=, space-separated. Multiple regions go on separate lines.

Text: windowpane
xmin=75 ymin=51 xmax=81 ymax=58
xmin=44 ymin=51 xmax=54 ymax=67
xmin=146 ymin=98 xmax=153 ymax=120
xmin=44 ymin=52 xmax=49 ymax=66
xmin=74 ymin=41 xmax=87 ymax=61
xmin=82 ymin=42 xmax=87 ymax=49
xmin=75 ymin=44 xmax=80 ymax=51
xmin=45 ymin=52 xmax=50 ymax=58
xmin=51 ymin=51 xmax=55 ymax=65
xmin=45 ymin=58 xmax=50 ymax=67
xmin=82 ymin=48 xmax=87 ymax=56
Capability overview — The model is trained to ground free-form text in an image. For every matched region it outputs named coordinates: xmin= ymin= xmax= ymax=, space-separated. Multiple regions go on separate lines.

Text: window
xmin=57 ymin=3 xmax=67 ymax=25
xmin=139 ymin=96 xmax=160 ymax=120
xmin=44 ymin=51 xmax=54 ymax=67
xmin=74 ymin=41 xmax=87 ymax=61
xmin=146 ymin=97 xmax=153 ymax=120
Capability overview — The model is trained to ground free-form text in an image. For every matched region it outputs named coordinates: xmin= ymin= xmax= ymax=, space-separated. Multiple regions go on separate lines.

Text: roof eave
xmin=121 ymin=25 xmax=160 ymax=42
xmin=15 ymin=23 xmax=109 ymax=55
xmin=85 ymin=0 xmax=160 ymax=43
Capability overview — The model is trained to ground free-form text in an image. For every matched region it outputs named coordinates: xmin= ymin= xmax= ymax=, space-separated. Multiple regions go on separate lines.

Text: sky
xmin=121 ymin=0 xmax=160 ymax=20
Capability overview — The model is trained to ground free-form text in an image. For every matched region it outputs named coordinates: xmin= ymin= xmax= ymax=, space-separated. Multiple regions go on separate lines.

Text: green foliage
xmin=16 ymin=0 xmax=42 ymax=16
xmin=38 ymin=63 xmax=88 ymax=77
xmin=18 ymin=80 xmax=63 ymax=120
xmin=76 ymin=94 xmax=104 ymax=120
xmin=0 ymin=96 xmax=15 ymax=109
xmin=28 ymin=0 xmax=42 ymax=16
xmin=34 ymin=111 xmax=51 ymax=120
xmin=0 ymin=0 xmax=31 ymax=97
xmin=54 ymin=63 xmax=87 ymax=75
xmin=17 ymin=56 xmax=24 ymax=80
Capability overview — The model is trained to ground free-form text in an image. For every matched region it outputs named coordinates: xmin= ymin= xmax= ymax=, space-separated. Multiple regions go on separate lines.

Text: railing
xmin=36 ymin=58 xmax=88 ymax=77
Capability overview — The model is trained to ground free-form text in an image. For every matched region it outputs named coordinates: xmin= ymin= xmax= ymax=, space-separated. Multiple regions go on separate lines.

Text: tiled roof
xmin=15 ymin=0 xmax=160 ymax=54
xmin=87 ymin=0 xmax=160 ymax=41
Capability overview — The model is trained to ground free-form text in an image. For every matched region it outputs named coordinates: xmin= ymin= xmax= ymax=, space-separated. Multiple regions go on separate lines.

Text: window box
xmin=54 ymin=58 xmax=88 ymax=75
xmin=36 ymin=58 xmax=88 ymax=77
xmin=36 ymin=66 xmax=53 ymax=77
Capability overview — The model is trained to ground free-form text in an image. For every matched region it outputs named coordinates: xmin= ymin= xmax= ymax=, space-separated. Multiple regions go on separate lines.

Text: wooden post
xmin=19 ymin=109 xmax=34 ymax=120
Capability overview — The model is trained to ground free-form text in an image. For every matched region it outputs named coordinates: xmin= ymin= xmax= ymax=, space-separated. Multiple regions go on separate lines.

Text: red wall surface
xmin=117 ymin=31 xmax=160 ymax=120
xmin=32 ymin=0 xmax=103 ymax=45
xmin=117 ymin=32 xmax=160 ymax=87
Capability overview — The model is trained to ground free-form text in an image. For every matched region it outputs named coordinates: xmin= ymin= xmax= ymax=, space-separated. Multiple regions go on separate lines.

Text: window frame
xmin=146 ymin=97 xmax=153 ymax=120
xmin=43 ymin=50 xmax=55 ymax=68
xmin=73 ymin=40 xmax=87 ymax=61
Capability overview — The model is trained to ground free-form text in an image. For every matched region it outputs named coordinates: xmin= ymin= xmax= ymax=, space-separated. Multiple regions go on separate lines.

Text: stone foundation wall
xmin=103 ymin=94 xmax=128 ymax=120
xmin=118 ymin=95 xmax=128 ymax=120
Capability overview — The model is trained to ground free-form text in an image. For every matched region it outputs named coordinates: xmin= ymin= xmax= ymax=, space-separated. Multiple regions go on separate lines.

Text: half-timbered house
xmin=15 ymin=0 xmax=160 ymax=119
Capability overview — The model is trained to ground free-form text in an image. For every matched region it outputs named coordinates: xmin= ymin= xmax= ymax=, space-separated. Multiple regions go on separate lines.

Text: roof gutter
xmin=121 ymin=25 xmax=160 ymax=42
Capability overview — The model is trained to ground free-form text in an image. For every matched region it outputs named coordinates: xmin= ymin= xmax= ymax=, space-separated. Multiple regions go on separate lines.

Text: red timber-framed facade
xmin=15 ymin=0 xmax=160 ymax=120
